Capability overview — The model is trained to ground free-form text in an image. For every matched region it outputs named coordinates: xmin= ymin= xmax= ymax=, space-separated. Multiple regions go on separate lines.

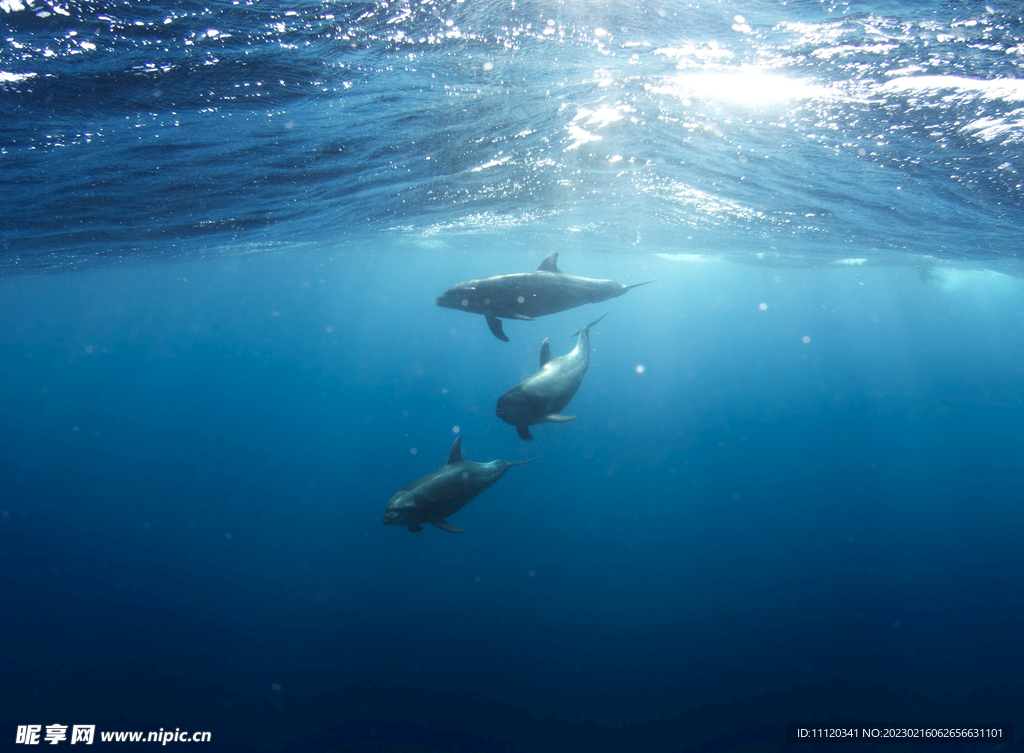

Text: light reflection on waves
xmin=0 ymin=0 xmax=1022 ymax=265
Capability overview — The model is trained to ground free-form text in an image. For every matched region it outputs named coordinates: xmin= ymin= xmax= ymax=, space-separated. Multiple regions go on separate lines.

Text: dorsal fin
xmin=446 ymin=436 xmax=463 ymax=465
xmin=536 ymin=252 xmax=560 ymax=273
xmin=539 ymin=338 xmax=553 ymax=368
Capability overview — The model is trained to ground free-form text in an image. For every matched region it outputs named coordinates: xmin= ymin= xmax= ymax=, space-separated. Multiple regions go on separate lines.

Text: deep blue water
xmin=2 ymin=1 xmax=1024 ymax=751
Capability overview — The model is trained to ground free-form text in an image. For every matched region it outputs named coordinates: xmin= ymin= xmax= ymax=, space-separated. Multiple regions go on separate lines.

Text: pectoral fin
xmin=545 ymin=414 xmax=576 ymax=423
xmin=516 ymin=425 xmax=534 ymax=441
xmin=486 ymin=315 xmax=509 ymax=342
xmin=408 ymin=523 xmax=423 ymax=533
xmin=431 ymin=519 xmax=463 ymax=533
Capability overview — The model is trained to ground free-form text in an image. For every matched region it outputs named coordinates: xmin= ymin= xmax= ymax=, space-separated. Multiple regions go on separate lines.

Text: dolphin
xmin=383 ymin=437 xmax=534 ymax=533
xmin=496 ymin=311 xmax=607 ymax=440
xmin=435 ymin=252 xmax=652 ymax=341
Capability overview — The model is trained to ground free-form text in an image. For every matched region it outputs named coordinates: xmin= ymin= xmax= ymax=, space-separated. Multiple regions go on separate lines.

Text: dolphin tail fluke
xmin=625 ymin=279 xmax=656 ymax=291
xmin=516 ymin=425 xmax=534 ymax=441
xmin=544 ymin=414 xmax=576 ymax=423
xmin=571 ymin=310 xmax=609 ymax=338
xmin=486 ymin=315 xmax=509 ymax=342
xmin=507 ymin=456 xmax=538 ymax=467
xmin=431 ymin=519 xmax=463 ymax=533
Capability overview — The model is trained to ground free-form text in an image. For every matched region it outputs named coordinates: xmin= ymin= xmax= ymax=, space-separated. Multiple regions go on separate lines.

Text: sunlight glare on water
xmin=653 ymin=67 xmax=835 ymax=107
xmin=1 ymin=0 xmax=1022 ymax=265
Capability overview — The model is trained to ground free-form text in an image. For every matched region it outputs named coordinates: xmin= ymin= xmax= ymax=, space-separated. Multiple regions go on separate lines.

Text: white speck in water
xmin=802 ymin=336 xmax=811 ymax=344
xmin=517 ymin=296 xmax=525 ymax=303
xmin=635 ymin=365 xmax=645 ymax=374
xmin=410 ymin=448 xmax=418 ymax=455
xmin=452 ymin=425 xmax=460 ymax=434
xmin=759 ymin=303 xmax=768 ymax=311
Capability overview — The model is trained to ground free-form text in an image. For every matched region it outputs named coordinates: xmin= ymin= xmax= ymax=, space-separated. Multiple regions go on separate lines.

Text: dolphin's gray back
xmin=471 ymin=272 xmax=626 ymax=319
xmin=509 ymin=325 xmax=595 ymax=419
xmin=405 ymin=459 xmax=509 ymax=521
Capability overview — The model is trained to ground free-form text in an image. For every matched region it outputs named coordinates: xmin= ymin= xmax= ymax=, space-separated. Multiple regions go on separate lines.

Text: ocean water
xmin=2 ymin=0 xmax=1023 ymax=751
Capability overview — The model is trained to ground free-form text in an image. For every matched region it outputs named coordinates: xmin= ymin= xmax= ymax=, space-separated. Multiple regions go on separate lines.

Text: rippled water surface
xmin=3 ymin=0 xmax=1023 ymax=266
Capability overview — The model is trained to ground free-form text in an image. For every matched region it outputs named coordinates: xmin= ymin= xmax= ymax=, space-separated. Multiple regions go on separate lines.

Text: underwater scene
xmin=2 ymin=0 xmax=1023 ymax=750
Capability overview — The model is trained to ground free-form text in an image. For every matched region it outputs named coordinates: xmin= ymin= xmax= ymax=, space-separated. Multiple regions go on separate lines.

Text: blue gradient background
xmin=3 ymin=246 xmax=1022 ymax=750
